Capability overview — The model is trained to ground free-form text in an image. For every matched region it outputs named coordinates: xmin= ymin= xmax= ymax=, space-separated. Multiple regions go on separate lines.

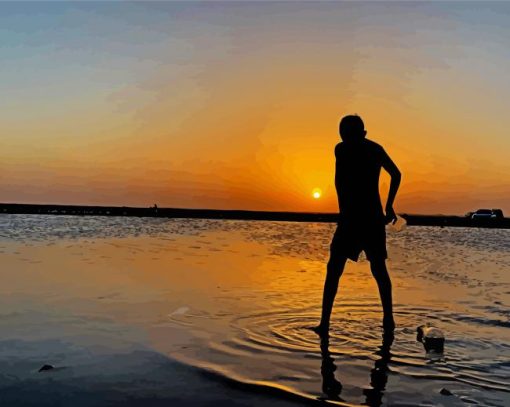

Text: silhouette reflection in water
xmin=319 ymin=331 xmax=394 ymax=406
xmin=319 ymin=335 xmax=344 ymax=402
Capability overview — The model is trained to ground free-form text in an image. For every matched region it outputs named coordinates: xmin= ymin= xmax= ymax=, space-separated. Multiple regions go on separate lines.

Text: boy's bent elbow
xmin=392 ymin=169 xmax=401 ymax=182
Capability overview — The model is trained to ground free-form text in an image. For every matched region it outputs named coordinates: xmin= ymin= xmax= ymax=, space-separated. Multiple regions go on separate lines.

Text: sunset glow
xmin=1 ymin=2 xmax=510 ymax=214
xmin=312 ymin=188 xmax=322 ymax=200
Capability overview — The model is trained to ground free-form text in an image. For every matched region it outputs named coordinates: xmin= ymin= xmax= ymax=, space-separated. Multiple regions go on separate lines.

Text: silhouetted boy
xmin=314 ymin=115 xmax=401 ymax=335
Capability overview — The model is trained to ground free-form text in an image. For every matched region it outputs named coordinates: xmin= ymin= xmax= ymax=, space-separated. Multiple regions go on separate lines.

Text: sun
xmin=312 ymin=188 xmax=322 ymax=199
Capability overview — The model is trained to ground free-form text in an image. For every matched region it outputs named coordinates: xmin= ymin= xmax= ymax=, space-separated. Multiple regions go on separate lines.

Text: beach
xmin=0 ymin=214 xmax=509 ymax=406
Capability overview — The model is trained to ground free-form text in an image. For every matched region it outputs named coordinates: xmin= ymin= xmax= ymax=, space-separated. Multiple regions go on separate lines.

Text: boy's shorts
xmin=330 ymin=219 xmax=387 ymax=262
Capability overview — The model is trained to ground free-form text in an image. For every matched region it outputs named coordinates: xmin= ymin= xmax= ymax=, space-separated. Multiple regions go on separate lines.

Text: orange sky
xmin=1 ymin=2 xmax=510 ymax=214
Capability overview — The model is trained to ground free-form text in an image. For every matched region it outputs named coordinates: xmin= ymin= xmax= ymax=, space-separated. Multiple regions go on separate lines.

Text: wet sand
xmin=0 ymin=215 xmax=509 ymax=406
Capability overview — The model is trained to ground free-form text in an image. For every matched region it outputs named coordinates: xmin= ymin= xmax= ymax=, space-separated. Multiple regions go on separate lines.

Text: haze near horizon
xmin=2 ymin=2 xmax=510 ymax=214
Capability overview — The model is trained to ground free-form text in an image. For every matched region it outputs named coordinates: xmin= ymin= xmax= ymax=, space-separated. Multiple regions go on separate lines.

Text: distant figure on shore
xmin=313 ymin=115 xmax=401 ymax=336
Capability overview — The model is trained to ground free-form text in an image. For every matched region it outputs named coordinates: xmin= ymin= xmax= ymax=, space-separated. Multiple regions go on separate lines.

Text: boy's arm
xmin=381 ymin=149 xmax=401 ymax=224
xmin=334 ymin=145 xmax=342 ymax=212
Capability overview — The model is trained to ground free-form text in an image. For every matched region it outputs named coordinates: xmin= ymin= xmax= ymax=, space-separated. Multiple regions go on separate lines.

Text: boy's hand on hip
xmin=385 ymin=206 xmax=397 ymax=225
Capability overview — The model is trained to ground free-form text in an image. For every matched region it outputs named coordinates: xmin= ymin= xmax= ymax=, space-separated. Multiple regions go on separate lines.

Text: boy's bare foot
xmin=309 ymin=324 xmax=330 ymax=337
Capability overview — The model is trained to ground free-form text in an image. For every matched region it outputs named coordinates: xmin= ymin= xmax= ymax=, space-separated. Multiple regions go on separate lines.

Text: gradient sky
xmin=1 ymin=1 xmax=510 ymax=214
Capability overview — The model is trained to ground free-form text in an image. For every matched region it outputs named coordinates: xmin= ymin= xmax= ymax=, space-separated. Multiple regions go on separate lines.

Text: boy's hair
xmin=339 ymin=115 xmax=366 ymax=141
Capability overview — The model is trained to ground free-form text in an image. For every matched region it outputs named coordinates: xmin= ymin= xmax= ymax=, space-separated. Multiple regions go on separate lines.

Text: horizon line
xmin=0 ymin=202 xmax=497 ymax=218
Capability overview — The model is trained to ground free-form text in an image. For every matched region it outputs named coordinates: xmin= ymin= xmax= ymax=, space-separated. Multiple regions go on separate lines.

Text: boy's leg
xmin=314 ymin=254 xmax=347 ymax=334
xmin=369 ymin=257 xmax=395 ymax=330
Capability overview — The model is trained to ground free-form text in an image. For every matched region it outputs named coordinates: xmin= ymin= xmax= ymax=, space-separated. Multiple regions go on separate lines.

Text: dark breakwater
xmin=1 ymin=203 xmax=509 ymax=228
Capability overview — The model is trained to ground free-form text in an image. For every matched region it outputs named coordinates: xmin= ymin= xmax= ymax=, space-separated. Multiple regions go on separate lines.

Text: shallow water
xmin=1 ymin=215 xmax=509 ymax=406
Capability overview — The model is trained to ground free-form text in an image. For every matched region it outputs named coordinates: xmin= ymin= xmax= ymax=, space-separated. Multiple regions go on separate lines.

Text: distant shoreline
xmin=1 ymin=203 xmax=509 ymax=229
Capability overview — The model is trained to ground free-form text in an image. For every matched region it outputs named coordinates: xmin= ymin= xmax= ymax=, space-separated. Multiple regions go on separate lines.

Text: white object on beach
xmin=169 ymin=306 xmax=190 ymax=316
xmin=417 ymin=324 xmax=445 ymax=353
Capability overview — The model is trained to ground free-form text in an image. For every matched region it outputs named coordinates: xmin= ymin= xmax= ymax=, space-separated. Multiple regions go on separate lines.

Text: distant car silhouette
xmin=491 ymin=209 xmax=504 ymax=219
xmin=470 ymin=209 xmax=504 ymax=220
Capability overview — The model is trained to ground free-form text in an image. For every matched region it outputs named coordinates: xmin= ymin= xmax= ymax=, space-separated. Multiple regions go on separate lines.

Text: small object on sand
xmin=417 ymin=324 xmax=445 ymax=353
xmin=169 ymin=306 xmax=190 ymax=316
xmin=38 ymin=364 xmax=54 ymax=372
xmin=440 ymin=388 xmax=453 ymax=396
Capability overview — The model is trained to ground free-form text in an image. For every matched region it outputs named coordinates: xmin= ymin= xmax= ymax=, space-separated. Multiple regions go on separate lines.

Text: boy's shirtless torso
xmin=335 ymin=138 xmax=388 ymax=222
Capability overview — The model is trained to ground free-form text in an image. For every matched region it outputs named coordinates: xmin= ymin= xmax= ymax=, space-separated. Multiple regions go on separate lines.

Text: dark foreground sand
xmin=0 ymin=346 xmax=323 ymax=407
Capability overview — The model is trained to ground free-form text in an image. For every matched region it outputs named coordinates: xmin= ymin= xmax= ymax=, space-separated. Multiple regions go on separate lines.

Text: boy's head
xmin=339 ymin=114 xmax=367 ymax=142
